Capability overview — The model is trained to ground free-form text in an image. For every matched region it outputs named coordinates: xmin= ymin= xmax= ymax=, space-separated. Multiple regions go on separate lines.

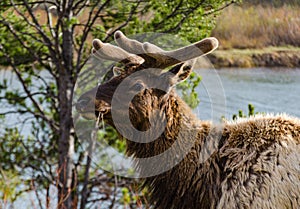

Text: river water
xmin=195 ymin=67 xmax=300 ymax=120
xmin=1 ymin=67 xmax=300 ymax=127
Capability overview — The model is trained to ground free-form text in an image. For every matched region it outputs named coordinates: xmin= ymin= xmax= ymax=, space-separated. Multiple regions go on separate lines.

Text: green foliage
xmin=232 ymin=103 xmax=259 ymax=120
xmin=0 ymin=169 xmax=21 ymax=202
xmin=133 ymin=0 xmax=240 ymax=42
xmin=120 ymin=187 xmax=131 ymax=205
xmin=98 ymin=125 xmax=126 ymax=153
xmin=90 ymin=0 xmax=240 ymax=42
xmin=0 ymin=128 xmax=25 ymax=170
xmin=64 ymin=17 xmax=79 ymax=29
xmin=0 ymin=9 xmax=47 ymax=66
xmin=119 ymin=185 xmax=151 ymax=208
xmin=177 ymin=72 xmax=202 ymax=108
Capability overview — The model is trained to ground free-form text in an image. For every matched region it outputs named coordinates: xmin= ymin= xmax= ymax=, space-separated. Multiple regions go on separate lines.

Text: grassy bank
xmin=210 ymin=4 xmax=300 ymax=68
xmin=212 ymin=4 xmax=300 ymax=49
xmin=209 ymin=46 xmax=300 ymax=68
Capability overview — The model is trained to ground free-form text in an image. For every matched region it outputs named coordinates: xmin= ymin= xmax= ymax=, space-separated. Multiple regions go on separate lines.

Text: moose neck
xmin=124 ymin=91 xmax=200 ymax=159
xmin=122 ymin=91 xmax=215 ymax=209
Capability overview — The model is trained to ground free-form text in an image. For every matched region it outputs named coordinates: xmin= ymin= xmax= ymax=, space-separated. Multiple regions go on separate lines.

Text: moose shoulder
xmin=76 ymin=31 xmax=300 ymax=209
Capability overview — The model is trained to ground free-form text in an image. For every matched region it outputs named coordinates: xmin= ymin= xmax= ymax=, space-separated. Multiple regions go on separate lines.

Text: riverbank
xmin=208 ymin=47 xmax=300 ymax=68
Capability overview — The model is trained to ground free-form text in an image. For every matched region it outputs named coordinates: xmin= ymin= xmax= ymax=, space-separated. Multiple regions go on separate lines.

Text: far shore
xmin=208 ymin=46 xmax=300 ymax=69
xmin=1 ymin=47 xmax=300 ymax=70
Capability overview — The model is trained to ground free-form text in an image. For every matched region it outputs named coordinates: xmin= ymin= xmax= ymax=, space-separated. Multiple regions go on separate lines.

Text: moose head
xmin=76 ymin=31 xmax=218 ymax=133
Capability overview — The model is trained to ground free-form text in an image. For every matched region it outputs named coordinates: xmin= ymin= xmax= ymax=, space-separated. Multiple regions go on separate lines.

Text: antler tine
xmin=142 ymin=42 xmax=165 ymax=53
xmin=164 ymin=37 xmax=218 ymax=61
xmin=142 ymin=42 xmax=176 ymax=68
xmin=114 ymin=31 xmax=146 ymax=54
xmin=143 ymin=37 xmax=218 ymax=68
xmin=92 ymin=39 xmax=144 ymax=64
xmin=143 ymin=37 xmax=219 ymax=68
xmin=115 ymin=31 xmax=173 ymax=68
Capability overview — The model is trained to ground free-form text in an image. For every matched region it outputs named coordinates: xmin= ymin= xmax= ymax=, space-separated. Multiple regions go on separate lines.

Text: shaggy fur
xmin=127 ymin=92 xmax=300 ymax=209
xmin=76 ymin=31 xmax=300 ymax=209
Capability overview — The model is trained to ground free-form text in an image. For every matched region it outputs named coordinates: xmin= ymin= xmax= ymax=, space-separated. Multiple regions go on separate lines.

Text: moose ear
xmin=113 ymin=66 xmax=124 ymax=77
xmin=168 ymin=60 xmax=194 ymax=85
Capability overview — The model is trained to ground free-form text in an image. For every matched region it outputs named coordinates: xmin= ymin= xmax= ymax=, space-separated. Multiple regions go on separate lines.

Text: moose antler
xmin=92 ymin=31 xmax=218 ymax=68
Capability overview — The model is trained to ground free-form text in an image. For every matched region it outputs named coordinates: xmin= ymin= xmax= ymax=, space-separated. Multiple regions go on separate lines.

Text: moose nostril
xmin=76 ymin=98 xmax=90 ymax=111
xmin=75 ymin=102 xmax=82 ymax=111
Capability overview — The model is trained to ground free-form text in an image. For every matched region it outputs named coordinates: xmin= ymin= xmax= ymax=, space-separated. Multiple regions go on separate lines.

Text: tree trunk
xmin=57 ymin=69 xmax=76 ymax=209
xmin=57 ymin=5 xmax=77 ymax=209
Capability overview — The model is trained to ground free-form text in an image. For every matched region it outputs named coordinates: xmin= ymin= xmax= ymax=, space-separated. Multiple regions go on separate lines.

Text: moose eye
xmin=131 ymin=82 xmax=145 ymax=92
xmin=78 ymin=97 xmax=91 ymax=106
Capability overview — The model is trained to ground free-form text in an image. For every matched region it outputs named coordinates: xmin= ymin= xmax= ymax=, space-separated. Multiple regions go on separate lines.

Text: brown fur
xmin=76 ymin=32 xmax=300 ymax=209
